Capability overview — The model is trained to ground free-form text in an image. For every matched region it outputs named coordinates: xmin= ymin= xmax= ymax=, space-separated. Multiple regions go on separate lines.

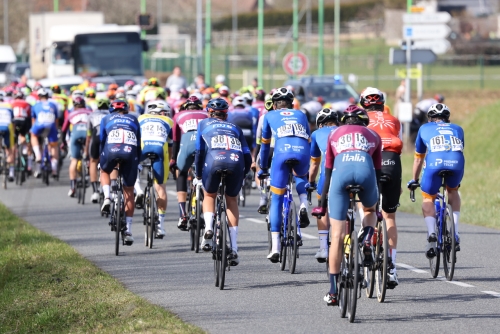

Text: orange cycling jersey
xmin=367 ymin=111 xmax=402 ymax=154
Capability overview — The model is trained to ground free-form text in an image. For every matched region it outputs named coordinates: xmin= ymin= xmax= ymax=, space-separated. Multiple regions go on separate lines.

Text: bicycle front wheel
xmin=148 ymin=186 xmax=155 ymax=249
xmin=115 ymin=190 xmax=122 ymax=256
xmin=81 ymin=161 xmax=87 ymax=205
xmin=376 ymin=219 xmax=388 ymax=303
xmin=144 ymin=189 xmax=150 ymax=247
xmin=280 ymin=222 xmax=287 ymax=271
xmin=195 ymin=189 xmax=204 ymax=253
xmin=2 ymin=149 xmax=7 ymax=189
xmin=287 ymin=201 xmax=298 ymax=274
xmin=429 ymin=220 xmax=440 ymax=278
xmin=338 ymin=236 xmax=349 ymax=318
xmin=365 ymin=222 xmax=378 ymax=298
xmin=347 ymin=229 xmax=360 ymax=323
xmin=219 ymin=210 xmax=228 ymax=290
xmin=442 ymin=204 xmax=456 ymax=281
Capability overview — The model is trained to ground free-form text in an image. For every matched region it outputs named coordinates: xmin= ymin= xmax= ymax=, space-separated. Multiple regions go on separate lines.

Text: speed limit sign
xmin=282 ymin=52 xmax=309 ymax=76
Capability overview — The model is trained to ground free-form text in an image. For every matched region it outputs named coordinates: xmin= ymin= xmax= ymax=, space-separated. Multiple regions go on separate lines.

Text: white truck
xmin=29 ymin=12 xmax=104 ymax=79
xmin=0 ymin=45 xmax=17 ymax=84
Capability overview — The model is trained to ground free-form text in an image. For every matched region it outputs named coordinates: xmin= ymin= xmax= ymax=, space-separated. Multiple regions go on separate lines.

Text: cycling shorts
xmin=380 ymin=151 xmax=402 ymax=213
xmin=89 ymin=134 xmax=101 ymax=160
xmin=0 ymin=124 xmax=15 ymax=149
xmin=177 ymin=131 xmax=196 ymax=173
xmin=421 ymin=167 xmax=464 ymax=198
xmin=100 ymin=145 xmax=139 ymax=187
xmin=31 ymin=123 xmax=58 ymax=143
xmin=70 ymin=129 xmax=87 ymax=160
xmin=202 ymin=150 xmax=244 ymax=197
xmin=141 ymin=144 xmax=169 ymax=184
xmin=328 ymin=151 xmax=378 ymax=221
xmin=13 ymin=119 xmax=31 ymax=137
xmin=269 ymin=150 xmax=309 ymax=194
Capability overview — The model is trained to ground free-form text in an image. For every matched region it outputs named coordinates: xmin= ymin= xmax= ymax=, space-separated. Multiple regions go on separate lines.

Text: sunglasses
xmin=364 ymin=95 xmax=381 ymax=102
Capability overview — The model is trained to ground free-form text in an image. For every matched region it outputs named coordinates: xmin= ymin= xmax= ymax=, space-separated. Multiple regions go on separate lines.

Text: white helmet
xmin=72 ymin=90 xmax=84 ymax=98
xmin=232 ymin=96 xmax=247 ymax=108
xmin=215 ymin=74 xmax=225 ymax=84
xmin=316 ymin=108 xmax=339 ymax=128
xmin=37 ymin=88 xmax=50 ymax=98
xmin=126 ymin=90 xmax=137 ymax=100
xmin=148 ymin=100 xmax=172 ymax=116
xmin=271 ymin=87 xmax=294 ymax=102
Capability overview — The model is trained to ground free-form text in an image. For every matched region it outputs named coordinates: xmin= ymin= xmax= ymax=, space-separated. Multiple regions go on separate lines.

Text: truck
xmin=29 ymin=12 xmax=104 ymax=79
xmin=0 ymin=45 xmax=17 ymax=84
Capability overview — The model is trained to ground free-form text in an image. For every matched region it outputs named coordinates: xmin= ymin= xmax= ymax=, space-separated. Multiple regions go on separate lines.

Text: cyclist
xmin=217 ymin=85 xmax=231 ymax=104
xmin=11 ymin=91 xmax=33 ymax=173
xmin=84 ymin=97 xmax=110 ymax=203
xmin=31 ymin=88 xmax=60 ymax=178
xmin=312 ymin=104 xmax=382 ymax=306
xmin=170 ymin=96 xmax=208 ymax=230
xmin=411 ymin=93 xmax=445 ymax=139
xmin=0 ymin=94 xmax=15 ymax=181
xmin=407 ymin=103 xmax=463 ymax=258
xmin=252 ymin=88 xmax=266 ymax=118
xmin=196 ymin=98 xmax=252 ymax=264
xmin=50 ymin=84 xmax=69 ymax=122
xmin=126 ymin=90 xmax=144 ymax=115
xmin=306 ymin=108 xmax=339 ymax=262
xmin=360 ymin=87 xmax=403 ymax=287
xmin=85 ymin=88 xmax=98 ymax=111
xmin=258 ymin=87 xmax=311 ymax=263
xmin=139 ymin=77 xmax=161 ymax=106
xmin=138 ymin=101 xmax=174 ymax=238
xmin=100 ymin=99 xmax=141 ymax=245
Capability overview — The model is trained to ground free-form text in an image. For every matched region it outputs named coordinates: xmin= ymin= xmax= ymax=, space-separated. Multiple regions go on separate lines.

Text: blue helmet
xmin=109 ymin=99 xmax=129 ymax=113
xmin=206 ymin=98 xmax=229 ymax=113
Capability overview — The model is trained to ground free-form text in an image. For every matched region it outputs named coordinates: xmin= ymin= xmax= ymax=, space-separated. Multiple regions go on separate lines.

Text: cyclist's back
xmin=173 ymin=107 xmax=207 ymax=172
xmin=227 ymin=106 xmax=254 ymax=149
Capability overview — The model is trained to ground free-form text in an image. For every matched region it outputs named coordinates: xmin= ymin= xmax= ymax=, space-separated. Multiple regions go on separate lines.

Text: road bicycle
xmin=108 ymin=161 xmax=131 ymax=256
xmin=75 ymin=139 xmax=89 ymax=205
xmin=410 ymin=170 xmax=457 ymax=281
xmin=186 ymin=163 xmax=204 ymax=253
xmin=259 ymin=174 xmax=272 ymax=254
xmin=142 ymin=153 xmax=162 ymax=249
xmin=14 ymin=133 xmax=29 ymax=186
xmin=237 ymin=171 xmax=253 ymax=207
xmin=0 ymin=135 xmax=8 ymax=189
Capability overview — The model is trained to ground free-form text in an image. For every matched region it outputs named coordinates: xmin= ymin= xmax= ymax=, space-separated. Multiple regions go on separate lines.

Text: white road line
xmin=482 ymin=291 xmax=500 ymax=298
xmin=167 ymin=190 xmax=177 ymax=196
xmin=301 ymin=233 xmax=317 ymax=240
xmin=436 ymin=276 xmax=474 ymax=287
xmin=396 ymin=263 xmax=428 ymax=274
xmin=398 ymin=264 xmax=476 ymax=288
xmin=246 ymin=218 xmax=265 ymax=224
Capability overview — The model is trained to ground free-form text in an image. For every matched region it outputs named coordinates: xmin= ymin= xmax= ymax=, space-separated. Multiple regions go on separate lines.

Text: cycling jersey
xmin=172 ymin=110 xmax=208 ymax=172
xmin=51 ymin=93 xmax=69 ymax=116
xmin=310 ymin=125 xmax=337 ymax=196
xmin=324 ymin=125 xmax=382 ymax=220
xmin=99 ymin=113 xmax=141 ymax=187
xmin=31 ymin=100 xmax=59 ymax=143
xmin=252 ymin=100 xmax=266 ymax=118
xmin=63 ymin=108 xmax=91 ymax=160
xmin=195 ymin=118 xmax=252 ymax=197
xmin=138 ymin=114 xmax=174 ymax=184
xmin=87 ymin=109 xmax=109 ymax=159
xmin=368 ymin=111 xmax=402 ymax=154
xmin=227 ymin=107 xmax=256 ymax=149
xmin=415 ymin=120 xmax=465 ymax=198
xmin=0 ymin=103 xmax=14 ymax=149
xmin=11 ymin=99 xmax=32 ymax=136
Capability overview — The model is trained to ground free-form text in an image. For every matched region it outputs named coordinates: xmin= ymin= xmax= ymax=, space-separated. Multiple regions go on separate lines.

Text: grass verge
xmin=0 ymin=204 xmax=204 ymax=334
xmin=399 ymin=100 xmax=500 ymax=229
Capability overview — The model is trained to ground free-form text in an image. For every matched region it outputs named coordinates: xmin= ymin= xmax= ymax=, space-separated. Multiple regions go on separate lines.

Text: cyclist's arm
xmin=240 ymin=128 xmax=252 ymax=176
xmin=99 ymin=117 xmax=107 ymax=154
xmin=412 ymin=129 xmax=426 ymax=181
xmin=319 ymin=135 xmax=334 ymax=209
xmin=259 ymin=116 xmax=271 ymax=169
xmin=309 ymin=134 xmax=321 ymax=182
xmin=171 ymin=121 xmax=181 ymax=162
xmin=194 ymin=128 xmax=205 ymax=179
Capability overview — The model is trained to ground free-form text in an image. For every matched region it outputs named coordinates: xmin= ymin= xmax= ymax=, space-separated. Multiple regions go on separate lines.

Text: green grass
xmin=0 ymin=204 xmax=204 ymax=334
xmin=399 ymin=101 xmax=500 ymax=229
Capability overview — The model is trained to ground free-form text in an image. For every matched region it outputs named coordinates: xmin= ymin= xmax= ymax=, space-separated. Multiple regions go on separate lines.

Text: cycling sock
xmin=319 ymin=230 xmax=329 ymax=250
xmin=178 ymin=202 xmax=186 ymax=217
xmin=229 ymin=226 xmax=238 ymax=252
xmin=299 ymin=194 xmax=308 ymax=209
xmin=32 ymin=146 xmax=41 ymax=161
xmin=102 ymin=185 xmax=110 ymax=199
xmin=453 ymin=212 xmax=460 ymax=234
xmin=50 ymin=158 xmax=58 ymax=173
xmin=358 ymin=207 xmax=365 ymax=222
xmin=91 ymin=182 xmax=98 ymax=193
xmin=204 ymin=212 xmax=214 ymax=232
xmin=271 ymin=232 xmax=280 ymax=253
xmin=158 ymin=210 xmax=165 ymax=229
xmin=126 ymin=217 xmax=133 ymax=233
xmin=270 ymin=193 xmax=284 ymax=232
xmin=70 ymin=179 xmax=76 ymax=190
xmin=425 ymin=216 xmax=436 ymax=236
xmin=329 ymin=273 xmax=339 ymax=295
xmin=391 ymin=248 xmax=397 ymax=264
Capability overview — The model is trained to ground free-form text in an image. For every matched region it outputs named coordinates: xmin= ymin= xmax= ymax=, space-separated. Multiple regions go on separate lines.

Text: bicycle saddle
xmin=346 ymin=185 xmax=363 ymax=193
xmin=216 ymin=169 xmax=233 ymax=176
xmin=438 ymin=170 xmax=454 ymax=177
xmin=146 ymin=153 xmax=159 ymax=161
xmin=284 ymin=159 xmax=300 ymax=166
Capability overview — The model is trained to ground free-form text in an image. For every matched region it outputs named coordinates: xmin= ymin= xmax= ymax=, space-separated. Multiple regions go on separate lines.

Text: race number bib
xmin=450 ymin=135 xmax=463 ymax=152
xmin=37 ymin=112 xmax=55 ymax=124
xmin=13 ymin=106 xmax=28 ymax=118
xmin=181 ymin=119 xmax=198 ymax=132
xmin=141 ymin=123 xmax=168 ymax=143
xmin=0 ymin=111 xmax=12 ymax=125
xmin=429 ymin=135 xmax=447 ymax=152
xmin=210 ymin=135 xmax=242 ymax=152
xmin=354 ymin=133 xmax=370 ymax=151
xmin=337 ymin=134 xmax=353 ymax=151
xmin=74 ymin=123 xmax=87 ymax=132
xmin=276 ymin=123 xmax=309 ymax=139
xmin=108 ymin=129 xmax=138 ymax=146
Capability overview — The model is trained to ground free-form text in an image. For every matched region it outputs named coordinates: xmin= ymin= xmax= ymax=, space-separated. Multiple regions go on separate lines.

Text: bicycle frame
xmin=282 ymin=173 xmax=301 ymax=248
xmin=435 ymin=184 xmax=448 ymax=252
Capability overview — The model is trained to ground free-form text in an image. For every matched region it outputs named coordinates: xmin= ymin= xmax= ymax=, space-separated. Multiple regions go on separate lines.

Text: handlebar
xmin=409 ymin=183 xmax=420 ymax=202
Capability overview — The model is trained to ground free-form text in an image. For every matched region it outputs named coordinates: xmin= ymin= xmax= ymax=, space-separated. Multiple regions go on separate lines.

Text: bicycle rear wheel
xmin=195 ymin=188 xmax=204 ymax=253
xmin=219 ymin=210 xmax=228 ymax=290
xmin=280 ymin=222 xmax=287 ymax=271
xmin=347 ymin=229 xmax=360 ymax=323
xmin=115 ymin=189 xmax=122 ymax=256
xmin=376 ymin=219 xmax=388 ymax=303
xmin=429 ymin=220 xmax=440 ymax=278
xmin=442 ymin=204 xmax=456 ymax=281
xmin=81 ymin=161 xmax=87 ymax=205
xmin=144 ymin=187 xmax=150 ymax=246
xmin=14 ymin=147 xmax=20 ymax=185
xmin=214 ymin=222 xmax=220 ymax=287
xmin=365 ymin=223 xmax=378 ymax=298
xmin=148 ymin=185 xmax=155 ymax=249
xmin=338 ymin=237 xmax=349 ymax=318
xmin=187 ymin=187 xmax=195 ymax=251
xmin=287 ymin=201 xmax=298 ymax=274
xmin=2 ymin=149 xmax=7 ymax=189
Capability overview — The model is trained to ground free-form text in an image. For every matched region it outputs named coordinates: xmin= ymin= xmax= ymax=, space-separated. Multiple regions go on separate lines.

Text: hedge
xmin=213 ymin=1 xmax=378 ymax=30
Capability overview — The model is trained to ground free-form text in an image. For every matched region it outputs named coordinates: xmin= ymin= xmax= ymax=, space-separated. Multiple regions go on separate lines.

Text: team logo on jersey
xmin=110 ymin=145 xmax=120 ymax=152
xmin=342 ymin=153 xmax=366 ymax=163
xmin=215 ymin=153 xmax=226 ymax=160
xmin=230 ymin=153 xmax=239 ymax=161
xmin=123 ymin=146 xmax=132 ymax=153
xmin=280 ymin=111 xmax=293 ymax=116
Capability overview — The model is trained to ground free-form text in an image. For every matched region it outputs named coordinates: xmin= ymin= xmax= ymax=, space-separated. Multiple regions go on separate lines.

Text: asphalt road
xmin=1 ymin=167 xmax=500 ymax=333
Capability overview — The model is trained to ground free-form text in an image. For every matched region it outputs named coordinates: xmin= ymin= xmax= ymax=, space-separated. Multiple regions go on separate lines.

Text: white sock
xmin=453 ymin=211 xmax=460 ymax=233
xmin=358 ymin=207 xmax=365 ymax=222
xmin=204 ymin=212 xmax=214 ymax=232
xmin=102 ymin=185 xmax=110 ymax=199
xmin=271 ymin=232 xmax=280 ymax=253
xmin=299 ymin=194 xmax=308 ymax=208
xmin=318 ymin=230 xmax=329 ymax=250
xmin=425 ymin=216 xmax=436 ymax=236
xmin=134 ymin=177 xmax=143 ymax=194
xmin=33 ymin=146 xmax=41 ymax=161
xmin=158 ymin=211 xmax=165 ymax=229
xmin=51 ymin=158 xmax=58 ymax=172
xmin=229 ymin=226 xmax=238 ymax=252
xmin=9 ymin=166 xmax=14 ymax=176
xmin=126 ymin=217 xmax=133 ymax=233
xmin=391 ymin=249 xmax=397 ymax=264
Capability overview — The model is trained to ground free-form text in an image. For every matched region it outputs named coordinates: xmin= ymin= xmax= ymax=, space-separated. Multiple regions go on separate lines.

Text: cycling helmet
xmin=427 ymin=103 xmax=450 ymax=121
xmin=73 ymin=96 xmax=86 ymax=108
xmin=124 ymin=80 xmax=135 ymax=90
xmin=4 ymin=87 xmax=13 ymax=97
xmin=218 ymin=85 xmax=229 ymax=97
xmin=148 ymin=77 xmax=160 ymax=87
xmin=109 ymin=99 xmax=129 ymax=113
xmin=215 ymin=74 xmax=225 ymax=84
xmin=179 ymin=88 xmax=189 ymax=99
xmin=126 ymin=90 xmax=137 ymax=101
xmin=255 ymin=88 xmax=266 ymax=101
xmin=14 ymin=90 xmax=24 ymax=99
xmin=341 ymin=105 xmax=369 ymax=126
xmin=191 ymin=92 xmax=203 ymax=101
xmin=434 ymin=94 xmax=445 ymax=103
xmin=359 ymin=87 xmax=385 ymax=112
xmin=37 ymin=88 xmax=50 ymax=98
xmin=97 ymin=97 xmax=110 ymax=110
xmin=72 ymin=90 xmax=84 ymax=98
xmin=148 ymin=101 xmax=172 ymax=116
xmin=232 ymin=96 xmax=247 ymax=108
xmin=51 ymin=84 xmax=61 ymax=94
xmin=206 ymin=98 xmax=229 ymax=113
xmin=316 ymin=108 xmax=339 ymax=128
xmin=242 ymin=92 xmax=253 ymax=105
xmin=85 ymin=89 xmax=96 ymax=99
xmin=271 ymin=86 xmax=294 ymax=102
xmin=180 ymin=96 xmax=203 ymax=111
xmin=115 ymin=92 xmax=125 ymax=100
xmin=21 ymin=87 xmax=32 ymax=96
xmin=164 ymin=87 xmax=171 ymax=97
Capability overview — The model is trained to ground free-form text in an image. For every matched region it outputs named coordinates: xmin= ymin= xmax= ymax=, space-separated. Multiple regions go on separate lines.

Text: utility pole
xmin=196 ymin=0 xmax=202 ymax=74
xmin=292 ymin=0 xmax=298 ymax=79
xmin=54 ymin=0 xmax=59 ymax=12
xmin=318 ymin=0 xmax=324 ymax=76
xmin=404 ymin=0 xmax=412 ymax=147
xmin=232 ymin=0 xmax=237 ymax=55
xmin=3 ymin=0 xmax=8 ymax=44
xmin=257 ymin=0 xmax=264 ymax=86
xmin=334 ymin=0 xmax=340 ymax=75
xmin=205 ymin=0 xmax=212 ymax=84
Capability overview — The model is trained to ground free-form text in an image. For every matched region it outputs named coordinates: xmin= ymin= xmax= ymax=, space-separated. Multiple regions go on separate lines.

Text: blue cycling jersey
xmin=227 ymin=107 xmax=256 ymax=148
xmin=0 ymin=103 xmax=14 ymax=132
xmin=100 ymin=113 xmax=141 ymax=156
xmin=310 ymin=125 xmax=337 ymax=195
xmin=32 ymin=101 xmax=58 ymax=127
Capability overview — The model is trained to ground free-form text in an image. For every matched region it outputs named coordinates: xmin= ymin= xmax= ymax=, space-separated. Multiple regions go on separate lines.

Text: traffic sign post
xmin=282 ymin=52 xmax=309 ymax=76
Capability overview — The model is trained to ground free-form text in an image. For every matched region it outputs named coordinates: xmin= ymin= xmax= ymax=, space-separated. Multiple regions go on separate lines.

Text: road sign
xmin=396 ymin=68 xmax=422 ymax=79
xmin=398 ymin=102 xmax=413 ymax=123
xmin=403 ymin=12 xmax=451 ymax=24
xmin=413 ymin=39 xmax=451 ymax=55
xmin=282 ymin=52 xmax=309 ymax=76
xmin=403 ymin=24 xmax=451 ymax=40
xmin=389 ymin=48 xmax=437 ymax=65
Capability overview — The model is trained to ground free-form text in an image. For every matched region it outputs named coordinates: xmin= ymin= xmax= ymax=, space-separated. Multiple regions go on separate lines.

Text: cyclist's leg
xmin=224 ymin=162 xmax=244 ymax=261
xmin=176 ymin=135 xmax=196 ymax=222
xmin=68 ymin=130 xmax=85 ymax=195
xmin=121 ymin=157 xmax=139 ymax=240
xmin=47 ymin=125 xmax=59 ymax=176
xmin=89 ymin=135 xmax=101 ymax=201
xmin=99 ymin=148 xmax=119 ymax=211
xmin=420 ymin=167 xmax=442 ymax=237
xmin=152 ymin=153 xmax=168 ymax=235
xmin=445 ymin=169 xmax=464 ymax=243
xmin=316 ymin=174 xmax=330 ymax=259
xmin=200 ymin=152 xmax=222 ymax=238
xmin=30 ymin=126 xmax=42 ymax=162
xmin=6 ymin=124 xmax=15 ymax=180
xmin=292 ymin=154 xmax=310 ymax=227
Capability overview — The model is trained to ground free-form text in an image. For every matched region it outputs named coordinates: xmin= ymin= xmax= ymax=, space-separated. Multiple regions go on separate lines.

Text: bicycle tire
xmin=77 ymin=164 xmax=82 ymax=204
xmin=429 ymin=220 xmax=440 ymax=278
xmin=338 ymin=243 xmax=348 ymax=318
xmin=347 ymin=229 xmax=360 ymax=323
xmin=214 ymin=233 xmax=220 ymax=287
xmin=81 ymin=161 xmax=86 ymax=205
xmin=186 ymin=186 xmax=195 ymax=251
xmin=365 ymin=223 xmax=377 ymax=298
xmin=115 ymin=188 xmax=122 ymax=256
xmin=195 ymin=187 xmax=204 ymax=253
xmin=2 ymin=149 xmax=7 ymax=189
xmin=280 ymin=218 xmax=287 ymax=271
xmin=15 ymin=147 xmax=20 ymax=185
xmin=376 ymin=219 xmax=388 ymax=303
xmin=219 ymin=209 xmax=228 ymax=290
xmin=144 ymin=187 xmax=150 ymax=246
xmin=442 ymin=204 xmax=456 ymax=281
xmin=20 ymin=154 xmax=26 ymax=185
xmin=148 ymin=185 xmax=155 ymax=249
xmin=288 ymin=201 xmax=298 ymax=274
